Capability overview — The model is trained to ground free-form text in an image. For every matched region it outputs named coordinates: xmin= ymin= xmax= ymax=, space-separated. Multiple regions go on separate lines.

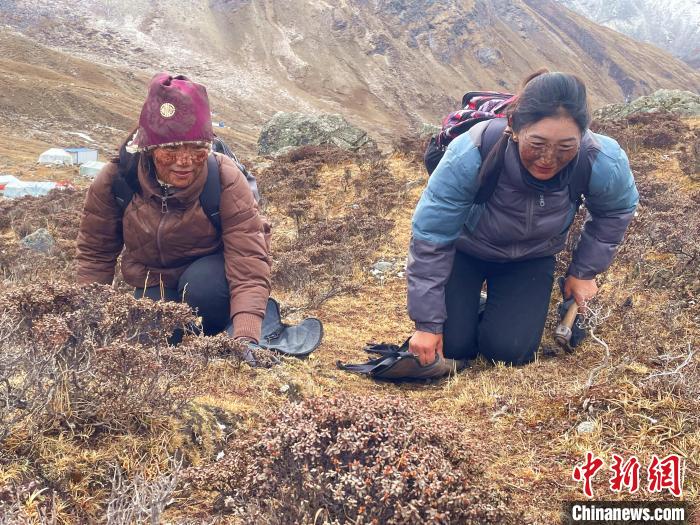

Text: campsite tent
xmin=38 ymin=148 xmax=73 ymax=166
xmin=65 ymin=147 xmax=98 ymax=164
xmin=0 ymin=175 xmax=20 ymax=193
xmin=3 ymin=180 xmax=58 ymax=199
xmin=79 ymin=160 xmax=106 ymax=178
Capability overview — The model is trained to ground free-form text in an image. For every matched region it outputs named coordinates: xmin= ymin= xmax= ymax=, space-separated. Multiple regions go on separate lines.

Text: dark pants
xmin=443 ymin=251 xmax=555 ymax=365
xmin=134 ymin=252 xmax=230 ymax=336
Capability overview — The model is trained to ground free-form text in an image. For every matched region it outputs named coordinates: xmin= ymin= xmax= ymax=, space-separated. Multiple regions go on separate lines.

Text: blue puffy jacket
xmin=407 ymin=119 xmax=639 ymax=333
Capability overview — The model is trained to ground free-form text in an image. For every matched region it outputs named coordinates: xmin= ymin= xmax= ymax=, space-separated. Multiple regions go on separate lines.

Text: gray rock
xmin=370 ymin=258 xmax=407 ymax=280
xmin=372 ymin=261 xmax=394 ymax=273
xmin=20 ymin=228 xmax=55 ymax=254
xmin=595 ymin=89 xmax=700 ymax=120
xmin=475 ymin=47 xmax=502 ymax=66
xmin=257 ymin=112 xmax=375 ymax=156
xmin=418 ymin=122 xmax=441 ymax=138
xmin=576 ymin=421 xmax=596 ymax=434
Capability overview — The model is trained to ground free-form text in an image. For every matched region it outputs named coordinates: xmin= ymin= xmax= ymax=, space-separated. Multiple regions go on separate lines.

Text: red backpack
xmin=423 ymin=90 xmax=591 ymax=207
xmin=424 ymin=91 xmax=516 ymax=175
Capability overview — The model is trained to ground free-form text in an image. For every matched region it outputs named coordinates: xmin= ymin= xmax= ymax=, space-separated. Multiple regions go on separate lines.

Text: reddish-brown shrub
xmin=590 ymin=111 xmax=689 ymax=152
xmin=185 ymin=393 xmax=519 ymax=524
xmin=0 ymin=282 xmax=273 ymax=439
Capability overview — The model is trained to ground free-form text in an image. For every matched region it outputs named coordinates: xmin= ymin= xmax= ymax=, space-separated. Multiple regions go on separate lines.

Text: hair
xmin=476 ymin=70 xmax=590 ymax=190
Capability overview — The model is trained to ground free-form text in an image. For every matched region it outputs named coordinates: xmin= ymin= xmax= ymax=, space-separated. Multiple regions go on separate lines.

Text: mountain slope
xmin=556 ymin=0 xmax=700 ymax=68
xmin=1 ymin=0 xmax=698 ymax=154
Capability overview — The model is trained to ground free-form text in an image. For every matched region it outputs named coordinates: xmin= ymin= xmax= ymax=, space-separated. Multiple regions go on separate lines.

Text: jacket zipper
xmin=539 ymin=194 xmax=545 ymax=207
xmin=527 ymin=195 xmax=535 ymax=236
xmin=156 ymin=195 xmax=169 ymax=267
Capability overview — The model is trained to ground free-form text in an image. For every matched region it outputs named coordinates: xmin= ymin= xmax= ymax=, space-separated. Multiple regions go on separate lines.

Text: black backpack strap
xmin=112 ymin=175 xmax=135 ymax=213
xmin=200 ymin=154 xmax=222 ymax=234
xmin=473 ymin=119 xmax=508 ymax=204
xmin=212 ymin=136 xmax=261 ymax=202
xmin=112 ymin=147 xmax=142 ymax=213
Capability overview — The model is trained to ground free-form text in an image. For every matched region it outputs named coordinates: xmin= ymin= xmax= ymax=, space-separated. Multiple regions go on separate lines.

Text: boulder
xmin=475 ymin=47 xmax=502 ymax=66
xmin=595 ymin=89 xmax=700 ymax=120
xmin=418 ymin=122 xmax=441 ymax=138
xmin=21 ymin=228 xmax=55 ymax=254
xmin=258 ymin=112 xmax=375 ymax=156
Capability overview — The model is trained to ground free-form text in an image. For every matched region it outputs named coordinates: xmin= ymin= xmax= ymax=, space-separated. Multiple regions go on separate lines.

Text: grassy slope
xmin=0 ymin=120 xmax=697 ymax=523
xmin=260 ymin=149 xmax=699 ymax=523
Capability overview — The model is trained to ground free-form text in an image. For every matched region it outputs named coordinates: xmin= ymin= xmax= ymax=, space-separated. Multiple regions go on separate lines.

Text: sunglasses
xmin=153 ymin=145 xmax=209 ymax=164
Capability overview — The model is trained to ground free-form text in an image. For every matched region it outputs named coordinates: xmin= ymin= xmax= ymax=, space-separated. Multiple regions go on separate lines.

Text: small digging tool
xmin=554 ymin=301 xmax=579 ymax=352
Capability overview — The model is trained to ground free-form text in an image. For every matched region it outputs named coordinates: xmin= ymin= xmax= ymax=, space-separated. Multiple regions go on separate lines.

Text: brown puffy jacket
xmin=76 ymin=153 xmax=271 ymax=341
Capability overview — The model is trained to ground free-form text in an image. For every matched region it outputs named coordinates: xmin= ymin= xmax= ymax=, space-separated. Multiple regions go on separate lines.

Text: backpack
xmin=424 ymin=91 xmax=516 ymax=175
xmin=424 ymin=91 xmax=590 ymax=207
xmin=112 ymin=137 xmax=259 ymax=234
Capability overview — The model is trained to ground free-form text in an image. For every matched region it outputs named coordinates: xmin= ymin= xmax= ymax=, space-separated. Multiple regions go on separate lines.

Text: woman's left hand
xmin=564 ymin=275 xmax=598 ymax=306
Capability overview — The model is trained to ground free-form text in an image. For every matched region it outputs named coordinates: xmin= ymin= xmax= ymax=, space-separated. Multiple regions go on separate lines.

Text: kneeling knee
xmin=479 ymin=334 xmax=536 ymax=366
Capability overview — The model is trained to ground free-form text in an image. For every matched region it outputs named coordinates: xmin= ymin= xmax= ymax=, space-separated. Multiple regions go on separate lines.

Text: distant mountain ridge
xmin=556 ymin=0 xmax=700 ymax=68
xmin=0 ymin=0 xmax=699 ymax=152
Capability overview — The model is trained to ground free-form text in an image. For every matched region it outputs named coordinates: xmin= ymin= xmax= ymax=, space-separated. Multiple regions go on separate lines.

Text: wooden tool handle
xmin=561 ymin=301 xmax=579 ymax=329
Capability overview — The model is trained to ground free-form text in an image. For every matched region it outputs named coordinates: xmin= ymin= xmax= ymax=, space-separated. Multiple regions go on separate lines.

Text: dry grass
xmin=0 ymin=116 xmax=697 ymax=523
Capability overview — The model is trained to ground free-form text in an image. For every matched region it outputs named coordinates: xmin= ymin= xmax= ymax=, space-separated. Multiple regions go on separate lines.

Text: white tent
xmin=0 ymin=174 xmax=20 ymax=191
xmin=79 ymin=160 xmax=106 ymax=178
xmin=65 ymin=148 xmax=99 ymax=165
xmin=3 ymin=180 xmax=58 ymax=199
xmin=38 ymin=148 xmax=73 ymax=166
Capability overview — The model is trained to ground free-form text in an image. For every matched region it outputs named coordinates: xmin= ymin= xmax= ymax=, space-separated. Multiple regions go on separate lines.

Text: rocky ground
xmin=0 ymin=106 xmax=698 ymax=523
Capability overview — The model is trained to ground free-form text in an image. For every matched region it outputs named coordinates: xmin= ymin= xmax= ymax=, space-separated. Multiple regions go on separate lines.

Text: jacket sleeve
xmin=219 ymin=157 xmax=272 ymax=342
xmin=407 ymin=133 xmax=483 ymax=333
xmin=75 ymin=163 xmax=124 ymax=284
xmin=568 ymin=135 xmax=639 ymax=279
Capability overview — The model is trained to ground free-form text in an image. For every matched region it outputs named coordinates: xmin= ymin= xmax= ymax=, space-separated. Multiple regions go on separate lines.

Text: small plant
xmin=106 ymin=456 xmax=182 ymax=525
xmin=391 ymin=133 xmax=429 ymax=162
xmin=184 ymin=393 xmax=519 ymax=524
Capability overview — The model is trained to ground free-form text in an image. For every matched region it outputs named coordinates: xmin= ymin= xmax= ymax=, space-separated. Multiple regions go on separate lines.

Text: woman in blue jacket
xmin=407 ymin=71 xmax=638 ymax=366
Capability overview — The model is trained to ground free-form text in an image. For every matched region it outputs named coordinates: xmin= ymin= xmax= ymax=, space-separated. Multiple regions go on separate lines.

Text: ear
xmin=507 ymin=116 xmax=517 ymax=142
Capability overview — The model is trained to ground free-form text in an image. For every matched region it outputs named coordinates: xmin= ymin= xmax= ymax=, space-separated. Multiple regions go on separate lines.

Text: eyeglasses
xmin=153 ymin=145 xmax=209 ymax=164
xmin=522 ymin=138 xmax=579 ymax=155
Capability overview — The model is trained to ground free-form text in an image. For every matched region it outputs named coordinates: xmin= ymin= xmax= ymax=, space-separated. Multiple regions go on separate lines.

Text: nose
xmin=175 ymin=154 xmax=193 ymax=166
xmin=540 ymin=145 xmax=555 ymax=164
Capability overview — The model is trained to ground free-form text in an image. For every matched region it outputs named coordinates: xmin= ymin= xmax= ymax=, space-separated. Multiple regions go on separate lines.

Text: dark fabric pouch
xmin=337 ymin=338 xmax=467 ymax=381
xmin=259 ymin=298 xmax=324 ymax=357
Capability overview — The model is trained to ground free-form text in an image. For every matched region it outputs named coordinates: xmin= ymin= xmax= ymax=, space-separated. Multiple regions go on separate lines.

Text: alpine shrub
xmin=185 ymin=393 xmax=519 ymax=524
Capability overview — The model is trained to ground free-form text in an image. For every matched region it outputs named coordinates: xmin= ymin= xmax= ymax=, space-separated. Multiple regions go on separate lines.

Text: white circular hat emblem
xmin=160 ymin=102 xmax=176 ymax=118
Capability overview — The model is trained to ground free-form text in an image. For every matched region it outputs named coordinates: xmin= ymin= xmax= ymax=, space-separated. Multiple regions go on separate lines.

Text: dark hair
xmin=476 ymin=71 xmax=590 ymax=192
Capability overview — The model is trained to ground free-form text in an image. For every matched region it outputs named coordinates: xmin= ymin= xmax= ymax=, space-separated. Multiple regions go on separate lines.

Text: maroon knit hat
xmin=132 ymin=73 xmax=214 ymax=151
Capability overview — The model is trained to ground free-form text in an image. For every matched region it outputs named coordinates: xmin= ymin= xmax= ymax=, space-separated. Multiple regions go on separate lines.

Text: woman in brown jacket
xmin=76 ymin=73 xmax=271 ymax=343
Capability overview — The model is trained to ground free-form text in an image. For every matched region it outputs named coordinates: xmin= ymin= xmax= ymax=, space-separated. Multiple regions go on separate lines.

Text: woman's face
xmin=152 ymin=144 xmax=209 ymax=188
xmin=516 ymin=116 xmax=581 ymax=180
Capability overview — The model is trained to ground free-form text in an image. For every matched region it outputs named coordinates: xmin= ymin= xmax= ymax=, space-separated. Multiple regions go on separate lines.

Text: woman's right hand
xmin=408 ymin=331 xmax=444 ymax=366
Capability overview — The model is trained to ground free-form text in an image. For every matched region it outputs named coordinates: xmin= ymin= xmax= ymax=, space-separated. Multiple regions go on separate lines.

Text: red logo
xmin=572 ymin=452 xmax=605 ymax=497
xmin=648 ymin=454 xmax=684 ymax=497
xmin=609 ymin=454 xmax=641 ymax=493
xmin=574 ymin=453 xmax=684 ymax=498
